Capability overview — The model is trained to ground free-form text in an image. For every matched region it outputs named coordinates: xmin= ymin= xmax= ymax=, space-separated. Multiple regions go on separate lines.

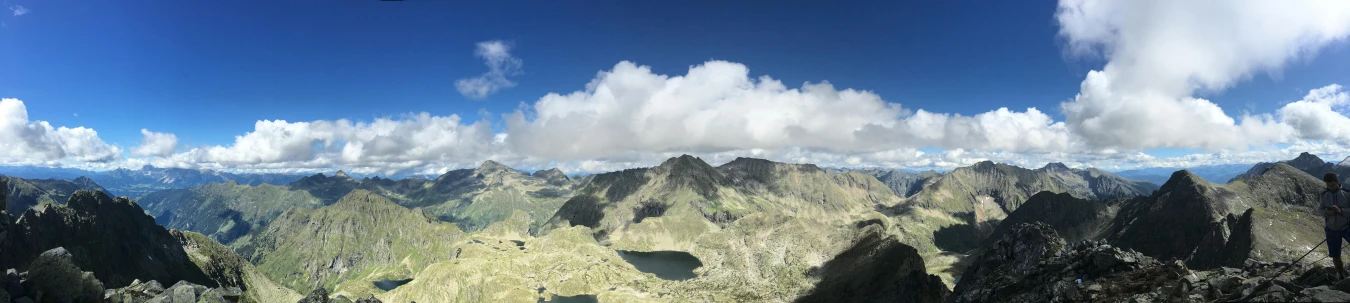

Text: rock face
xmin=951 ymin=222 xmax=1350 ymax=302
xmin=7 ymin=190 xmax=214 ymax=288
xmin=795 ymin=226 xmax=949 ymax=303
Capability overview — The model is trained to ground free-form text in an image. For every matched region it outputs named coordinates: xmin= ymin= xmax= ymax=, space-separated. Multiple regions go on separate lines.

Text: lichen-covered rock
xmin=24 ymin=247 xmax=104 ymax=303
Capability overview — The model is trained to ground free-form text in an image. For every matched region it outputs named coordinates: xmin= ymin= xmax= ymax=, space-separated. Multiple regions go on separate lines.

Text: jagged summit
xmin=1290 ymin=152 xmax=1326 ymax=167
xmin=333 ymin=170 xmax=349 ymax=178
xmin=652 ymin=155 xmax=728 ymax=198
xmin=1156 ymin=169 xmax=1208 ymax=196
xmin=331 ymin=189 xmax=389 ymax=207
xmin=1038 ymin=162 xmax=1072 ymax=172
xmin=476 ymin=160 xmax=514 ymax=172
xmin=531 ymin=168 xmax=569 ymax=186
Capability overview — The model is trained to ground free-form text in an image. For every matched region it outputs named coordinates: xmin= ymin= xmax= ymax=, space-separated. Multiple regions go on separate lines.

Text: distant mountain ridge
xmin=285 ymin=160 xmax=588 ymax=232
xmin=0 ymin=165 xmax=307 ymax=198
xmin=1230 ymin=152 xmax=1350 ymax=183
xmin=1114 ymin=163 xmax=1254 ymax=185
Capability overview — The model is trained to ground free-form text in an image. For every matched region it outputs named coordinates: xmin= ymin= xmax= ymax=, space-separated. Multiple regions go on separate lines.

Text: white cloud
xmin=505 ymin=60 xmax=1073 ymax=161
xmin=455 ymin=40 xmax=522 ymax=99
xmin=131 ymin=129 xmax=179 ymax=157
xmin=10 ymin=5 xmax=27 ymax=16
xmin=0 ymin=98 xmax=121 ymax=164
xmin=1279 ymin=84 xmax=1350 ymax=142
xmin=1055 ymin=0 xmax=1350 ymax=150
xmin=150 ymin=113 xmax=502 ymax=176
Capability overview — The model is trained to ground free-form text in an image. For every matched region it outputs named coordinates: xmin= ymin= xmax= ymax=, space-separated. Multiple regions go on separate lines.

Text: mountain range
xmin=7 ymin=152 xmax=1350 ymax=302
xmin=0 ymin=165 xmax=307 ymax=198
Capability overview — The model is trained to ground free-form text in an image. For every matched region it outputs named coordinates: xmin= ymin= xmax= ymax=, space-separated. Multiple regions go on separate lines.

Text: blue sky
xmin=2 ymin=0 xmax=1350 ymax=174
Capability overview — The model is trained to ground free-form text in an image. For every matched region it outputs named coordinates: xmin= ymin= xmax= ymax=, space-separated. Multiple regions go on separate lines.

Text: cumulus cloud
xmin=150 ymin=113 xmax=502 ymax=176
xmin=1279 ymin=84 xmax=1350 ymax=142
xmin=455 ymin=40 xmax=522 ymax=99
xmin=131 ymin=129 xmax=179 ymax=157
xmin=506 ymin=60 xmax=1072 ymax=161
xmin=0 ymin=98 xmax=121 ymax=163
xmin=10 ymin=5 xmax=27 ymax=16
xmin=1056 ymin=0 xmax=1350 ymax=150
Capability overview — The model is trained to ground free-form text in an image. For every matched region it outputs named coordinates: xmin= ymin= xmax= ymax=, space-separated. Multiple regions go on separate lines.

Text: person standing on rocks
xmin=1321 ymin=172 xmax=1350 ymax=280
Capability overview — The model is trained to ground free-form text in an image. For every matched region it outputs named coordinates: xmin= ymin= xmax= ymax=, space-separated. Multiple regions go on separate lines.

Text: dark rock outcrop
xmin=951 ymin=222 xmax=1344 ymax=302
xmin=796 ymin=226 xmax=949 ymax=303
xmin=1106 ymin=170 xmax=1242 ymax=269
xmin=7 ymin=190 xmax=214 ymax=288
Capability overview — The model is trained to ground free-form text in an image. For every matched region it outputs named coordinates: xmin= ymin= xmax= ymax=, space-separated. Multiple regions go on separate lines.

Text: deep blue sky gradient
xmin=1 ymin=0 xmax=1346 ymax=157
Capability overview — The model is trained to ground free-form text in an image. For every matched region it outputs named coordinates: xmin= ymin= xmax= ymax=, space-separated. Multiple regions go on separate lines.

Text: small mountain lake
xmin=544 ymin=294 xmax=598 ymax=303
xmin=372 ymin=278 xmax=413 ymax=291
xmin=615 ymin=250 xmax=702 ymax=281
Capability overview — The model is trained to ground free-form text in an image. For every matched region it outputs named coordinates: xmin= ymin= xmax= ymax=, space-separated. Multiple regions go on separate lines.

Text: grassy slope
xmin=242 ymin=189 xmax=465 ymax=296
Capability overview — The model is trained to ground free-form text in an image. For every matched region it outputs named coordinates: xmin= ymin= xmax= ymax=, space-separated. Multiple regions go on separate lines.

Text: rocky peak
xmin=331 ymin=189 xmax=394 ymax=208
xmin=654 ymin=155 xmax=729 ymax=198
xmin=476 ymin=160 xmax=514 ymax=173
xmin=1290 ymin=152 xmax=1326 ymax=167
xmin=532 ymin=168 xmax=569 ymax=186
xmin=1338 ymin=156 xmax=1350 ymax=167
xmin=333 ymin=170 xmax=349 ymax=178
xmin=1039 ymin=162 xmax=1073 ymax=172
xmin=532 ymin=168 xmax=566 ymax=179
xmin=1156 ymin=170 xmax=1208 ymax=197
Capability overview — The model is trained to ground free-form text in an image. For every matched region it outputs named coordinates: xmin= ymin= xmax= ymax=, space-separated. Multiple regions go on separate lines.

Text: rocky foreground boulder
xmin=951 ymin=222 xmax=1350 ymax=302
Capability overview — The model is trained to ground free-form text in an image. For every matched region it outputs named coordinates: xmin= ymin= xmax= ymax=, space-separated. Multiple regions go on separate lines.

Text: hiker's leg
xmin=1337 ymin=257 xmax=1346 ymax=280
xmin=1331 ymin=228 xmax=1346 ymax=279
